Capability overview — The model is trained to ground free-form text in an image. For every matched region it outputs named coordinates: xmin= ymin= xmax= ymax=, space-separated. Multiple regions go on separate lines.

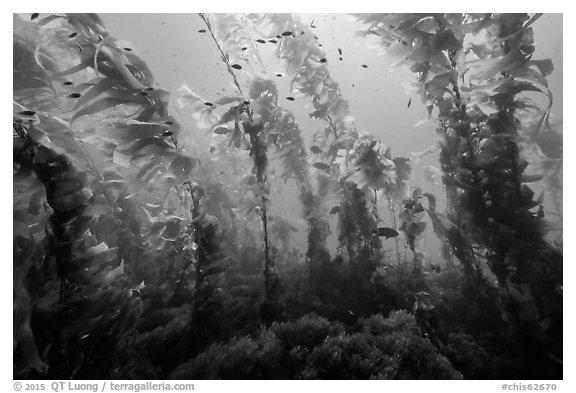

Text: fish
xmin=319 ymin=58 xmax=327 ymax=63
xmin=373 ymin=227 xmax=399 ymax=239
xmin=352 ymin=83 xmax=355 ymax=87
xmin=361 ymin=64 xmax=368 ymax=68
xmin=330 ymin=205 xmax=340 ymax=215
xmin=203 ymin=102 xmax=213 ymax=106
xmin=198 ymin=29 xmax=206 ymax=33
xmin=123 ymin=47 xmax=133 ymax=51
xmin=313 ymin=36 xmax=319 ymax=40
xmin=212 ymin=125 xmax=230 ymax=135
xmin=286 ymin=97 xmax=295 ymax=101
xmin=68 ymin=32 xmax=77 ymax=39
xmin=407 ymin=98 xmax=412 ymax=108
xmin=16 ymin=112 xmax=39 ymax=125
xmin=256 ymin=39 xmax=266 ymax=44
xmin=318 ymin=44 xmax=323 ymax=47
xmin=67 ymin=93 xmax=82 ymax=98
xmin=231 ymin=64 xmax=242 ymax=70
xmin=310 ymin=20 xmax=316 ymax=28
xmin=281 ymin=31 xmax=293 ymax=36
xmin=276 ymin=73 xmax=283 ymax=77
xmin=163 ymin=131 xmax=173 ymax=137
xmin=31 ymin=13 xmax=39 ymax=20
xmin=310 ymin=145 xmax=322 ymax=154
xmin=62 ymin=81 xmax=74 ymax=86
xmin=268 ymin=39 xmax=278 ymax=43
xmin=300 ymin=31 xmax=305 ymax=36
xmin=164 ymin=120 xmax=174 ymax=125
xmin=313 ymin=162 xmax=330 ymax=171
xmin=339 ymin=57 xmax=343 ymax=61
xmin=241 ymin=47 xmax=248 ymax=51
xmin=338 ymin=48 xmax=342 ymax=55
xmin=521 ymin=174 xmax=544 ymax=183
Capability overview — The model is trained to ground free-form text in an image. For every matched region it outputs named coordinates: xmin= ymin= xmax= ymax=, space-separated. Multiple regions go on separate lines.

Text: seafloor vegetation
xmin=13 ymin=13 xmax=562 ymax=379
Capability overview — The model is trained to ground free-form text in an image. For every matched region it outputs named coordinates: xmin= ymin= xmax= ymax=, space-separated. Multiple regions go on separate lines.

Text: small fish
xmin=164 ymin=120 xmax=174 ymax=125
xmin=276 ymin=35 xmax=282 ymax=39
xmin=330 ymin=205 xmax=340 ymax=215
xmin=407 ymin=98 xmax=412 ymax=108
xmin=198 ymin=29 xmax=206 ymax=33
xmin=67 ymin=93 xmax=81 ymax=98
xmin=300 ymin=31 xmax=305 ymax=36
xmin=203 ymin=102 xmax=213 ymax=106
xmin=339 ymin=57 xmax=343 ymax=61
xmin=241 ymin=47 xmax=248 ymax=51
xmin=310 ymin=145 xmax=322 ymax=154
xmin=123 ymin=47 xmax=133 ymax=51
xmin=163 ymin=131 xmax=173 ymax=137
xmin=256 ymin=39 xmax=266 ymax=44
xmin=286 ymin=97 xmax=295 ymax=101
xmin=18 ymin=110 xmax=36 ymax=116
xmin=313 ymin=162 xmax=330 ymax=171
xmin=62 ymin=81 xmax=74 ymax=86
xmin=231 ymin=64 xmax=242 ymax=70
xmin=243 ymin=100 xmax=250 ymax=105
xmin=31 ymin=13 xmax=39 ymax=20
xmin=68 ymin=32 xmax=77 ymax=39
xmin=373 ymin=227 xmax=399 ymax=239
xmin=281 ymin=31 xmax=293 ymax=36
xmin=361 ymin=64 xmax=368 ymax=68
xmin=310 ymin=20 xmax=316 ymax=28
xmin=338 ymin=48 xmax=342 ymax=55
xmin=352 ymin=83 xmax=355 ymax=87
xmin=521 ymin=174 xmax=544 ymax=183
xmin=318 ymin=44 xmax=323 ymax=47
xmin=313 ymin=35 xmax=319 ymax=40
xmin=212 ymin=125 xmax=230 ymax=135
xmin=276 ymin=73 xmax=283 ymax=77
xmin=268 ymin=39 xmax=278 ymax=43
xmin=319 ymin=58 xmax=327 ymax=63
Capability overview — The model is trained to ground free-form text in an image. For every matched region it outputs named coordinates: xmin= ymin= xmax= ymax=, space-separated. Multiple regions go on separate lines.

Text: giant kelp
xmin=13 ymin=13 xmax=562 ymax=380
xmin=355 ymin=13 xmax=562 ymax=375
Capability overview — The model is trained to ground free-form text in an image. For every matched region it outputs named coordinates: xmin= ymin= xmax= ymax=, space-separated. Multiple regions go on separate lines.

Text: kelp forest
xmin=13 ymin=13 xmax=563 ymax=380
